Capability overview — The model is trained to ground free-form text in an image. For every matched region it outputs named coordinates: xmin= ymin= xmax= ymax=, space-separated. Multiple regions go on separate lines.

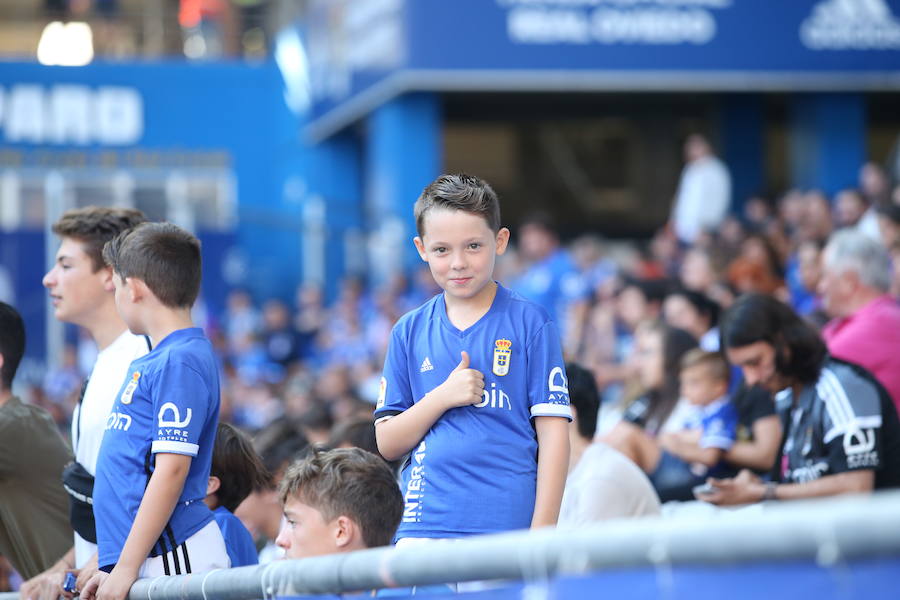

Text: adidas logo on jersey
xmin=420 ymin=357 xmax=434 ymax=373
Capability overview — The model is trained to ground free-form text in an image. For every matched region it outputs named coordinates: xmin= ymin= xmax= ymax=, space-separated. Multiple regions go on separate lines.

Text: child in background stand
xmin=205 ymin=423 xmax=270 ymax=568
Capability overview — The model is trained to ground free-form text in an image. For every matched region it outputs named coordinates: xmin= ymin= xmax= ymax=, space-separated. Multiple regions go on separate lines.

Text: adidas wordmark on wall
xmin=801 ymin=0 xmax=900 ymax=50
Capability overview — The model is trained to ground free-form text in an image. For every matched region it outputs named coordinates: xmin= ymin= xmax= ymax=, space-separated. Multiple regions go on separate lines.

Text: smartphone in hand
xmin=63 ymin=572 xmax=78 ymax=594
xmin=693 ymin=482 xmax=715 ymax=498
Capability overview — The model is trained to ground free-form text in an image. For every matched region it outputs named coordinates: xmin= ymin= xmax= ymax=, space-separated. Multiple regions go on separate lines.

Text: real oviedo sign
xmin=0 ymin=84 xmax=143 ymax=146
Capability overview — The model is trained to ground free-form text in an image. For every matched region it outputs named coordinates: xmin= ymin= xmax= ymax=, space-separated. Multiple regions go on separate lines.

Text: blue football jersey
xmin=375 ymin=284 xmax=571 ymax=538
xmin=692 ymin=398 xmax=739 ymax=451
xmin=95 ymin=328 xmax=220 ymax=568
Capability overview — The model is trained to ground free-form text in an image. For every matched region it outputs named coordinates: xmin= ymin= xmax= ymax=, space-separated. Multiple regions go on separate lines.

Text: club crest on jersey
xmin=121 ymin=371 xmax=141 ymax=405
xmin=492 ymin=339 xmax=512 ymax=376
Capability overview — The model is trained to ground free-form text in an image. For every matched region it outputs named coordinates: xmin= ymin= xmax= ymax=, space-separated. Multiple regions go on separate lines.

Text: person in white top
xmin=559 ymin=363 xmax=661 ymax=527
xmin=670 ymin=134 xmax=732 ymax=245
xmin=21 ymin=207 xmax=149 ymax=600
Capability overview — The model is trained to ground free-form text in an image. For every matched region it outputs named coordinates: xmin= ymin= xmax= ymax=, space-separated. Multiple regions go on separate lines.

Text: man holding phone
xmin=699 ymin=294 xmax=900 ymax=505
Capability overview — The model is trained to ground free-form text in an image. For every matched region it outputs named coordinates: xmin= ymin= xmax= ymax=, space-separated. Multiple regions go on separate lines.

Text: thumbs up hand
xmin=452 ymin=350 xmax=471 ymax=372
xmin=433 ymin=351 xmax=485 ymax=409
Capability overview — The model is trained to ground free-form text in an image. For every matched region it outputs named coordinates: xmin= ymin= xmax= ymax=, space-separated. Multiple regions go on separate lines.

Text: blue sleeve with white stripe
xmin=152 ymin=361 xmax=209 ymax=456
xmin=526 ymin=321 xmax=572 ymax=420
xmin=375 ymin=323 xmax=414 ymax=421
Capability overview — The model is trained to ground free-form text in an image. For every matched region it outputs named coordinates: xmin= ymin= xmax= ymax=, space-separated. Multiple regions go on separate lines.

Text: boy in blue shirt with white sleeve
xmin=82 ymin=223 xmax=226 ymax=600
xmin=375 ymin=174 xmax=571 ymax=541
xmin=205 ymin=422 xmax=269 ymax=568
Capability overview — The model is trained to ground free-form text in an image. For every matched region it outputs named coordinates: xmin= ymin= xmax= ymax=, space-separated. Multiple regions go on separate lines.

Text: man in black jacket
xmin=700 ymin=294 xmax=900 ymax=505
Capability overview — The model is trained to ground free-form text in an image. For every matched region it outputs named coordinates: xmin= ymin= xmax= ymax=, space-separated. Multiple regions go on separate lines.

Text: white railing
xmin=3 ymin=491 xmax=900 ymax=600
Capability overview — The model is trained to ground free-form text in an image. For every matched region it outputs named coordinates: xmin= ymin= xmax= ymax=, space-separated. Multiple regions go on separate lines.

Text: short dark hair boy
xmin=377 ymin=172 xmax=571 ymax=542
xmin=413 ymin=173 xmax=501 ymax=237
xmin=210 ymin=423 xmax=270 ymax=513
xmin=102 ymin=222 xmax=202 ymax=309
xmin=82 ymin=222 xmax=225 ymax=597
xmin=206 ymin=423 xmax=270 ymax=568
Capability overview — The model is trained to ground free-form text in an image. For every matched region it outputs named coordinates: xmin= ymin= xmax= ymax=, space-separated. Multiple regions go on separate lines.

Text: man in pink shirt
xmin=820 ymin=229 xmax=900 ymax=411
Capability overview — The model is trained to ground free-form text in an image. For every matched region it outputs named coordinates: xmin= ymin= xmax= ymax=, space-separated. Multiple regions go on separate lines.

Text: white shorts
xmin=138 ymin=520 xmax=230 ymax=578
xmin=394 ymin=538 xmax=489 ymax=594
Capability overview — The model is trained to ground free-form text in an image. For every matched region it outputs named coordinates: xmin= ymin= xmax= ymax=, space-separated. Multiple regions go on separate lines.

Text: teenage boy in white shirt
xmin=21 ymin=207 xmax=148 ymax=600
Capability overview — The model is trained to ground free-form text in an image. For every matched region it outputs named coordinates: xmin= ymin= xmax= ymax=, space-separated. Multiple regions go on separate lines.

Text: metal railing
xmin=4 ymin=491 xmax=900 ymax=600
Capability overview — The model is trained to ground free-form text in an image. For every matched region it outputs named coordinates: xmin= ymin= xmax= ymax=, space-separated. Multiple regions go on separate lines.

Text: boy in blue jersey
xmin=374 ymin=173 xmax=571 ymax=542
xmin=205 ymin=423 xmax=269 ymax=568
xmin=82 ymin=223 xmax=226 ymax=600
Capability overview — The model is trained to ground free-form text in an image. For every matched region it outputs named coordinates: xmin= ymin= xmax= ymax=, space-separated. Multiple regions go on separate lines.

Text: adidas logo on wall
xmin=420 ymin=357 xmax=434 ymax=373
xmin=801 ymin=0 xmax=900 ymax=50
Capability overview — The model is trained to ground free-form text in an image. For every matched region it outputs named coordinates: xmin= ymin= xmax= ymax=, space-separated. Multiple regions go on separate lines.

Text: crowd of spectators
xmin=27 ymin=156 xmax=900 ymax=443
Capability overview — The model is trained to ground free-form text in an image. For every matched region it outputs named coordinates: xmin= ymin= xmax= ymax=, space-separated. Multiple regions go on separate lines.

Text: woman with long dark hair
xmin=620 ymin=321 xmax=699 ymax=436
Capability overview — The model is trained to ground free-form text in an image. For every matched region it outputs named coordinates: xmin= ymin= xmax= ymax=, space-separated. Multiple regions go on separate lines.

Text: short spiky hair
xmin=102 ymin=222 xmax=202 ymax=309
xmin=278 ymin=447 xmax=402 ymax=549
xmin=414 ymin=173 xmax=501 ymax=237
xmin=52 ymin=206 xmax=146 ymax=272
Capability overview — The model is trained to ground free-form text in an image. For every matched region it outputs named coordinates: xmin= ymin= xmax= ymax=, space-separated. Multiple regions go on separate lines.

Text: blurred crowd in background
xmin=24 ymin=145 xmax=900 ymax=459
